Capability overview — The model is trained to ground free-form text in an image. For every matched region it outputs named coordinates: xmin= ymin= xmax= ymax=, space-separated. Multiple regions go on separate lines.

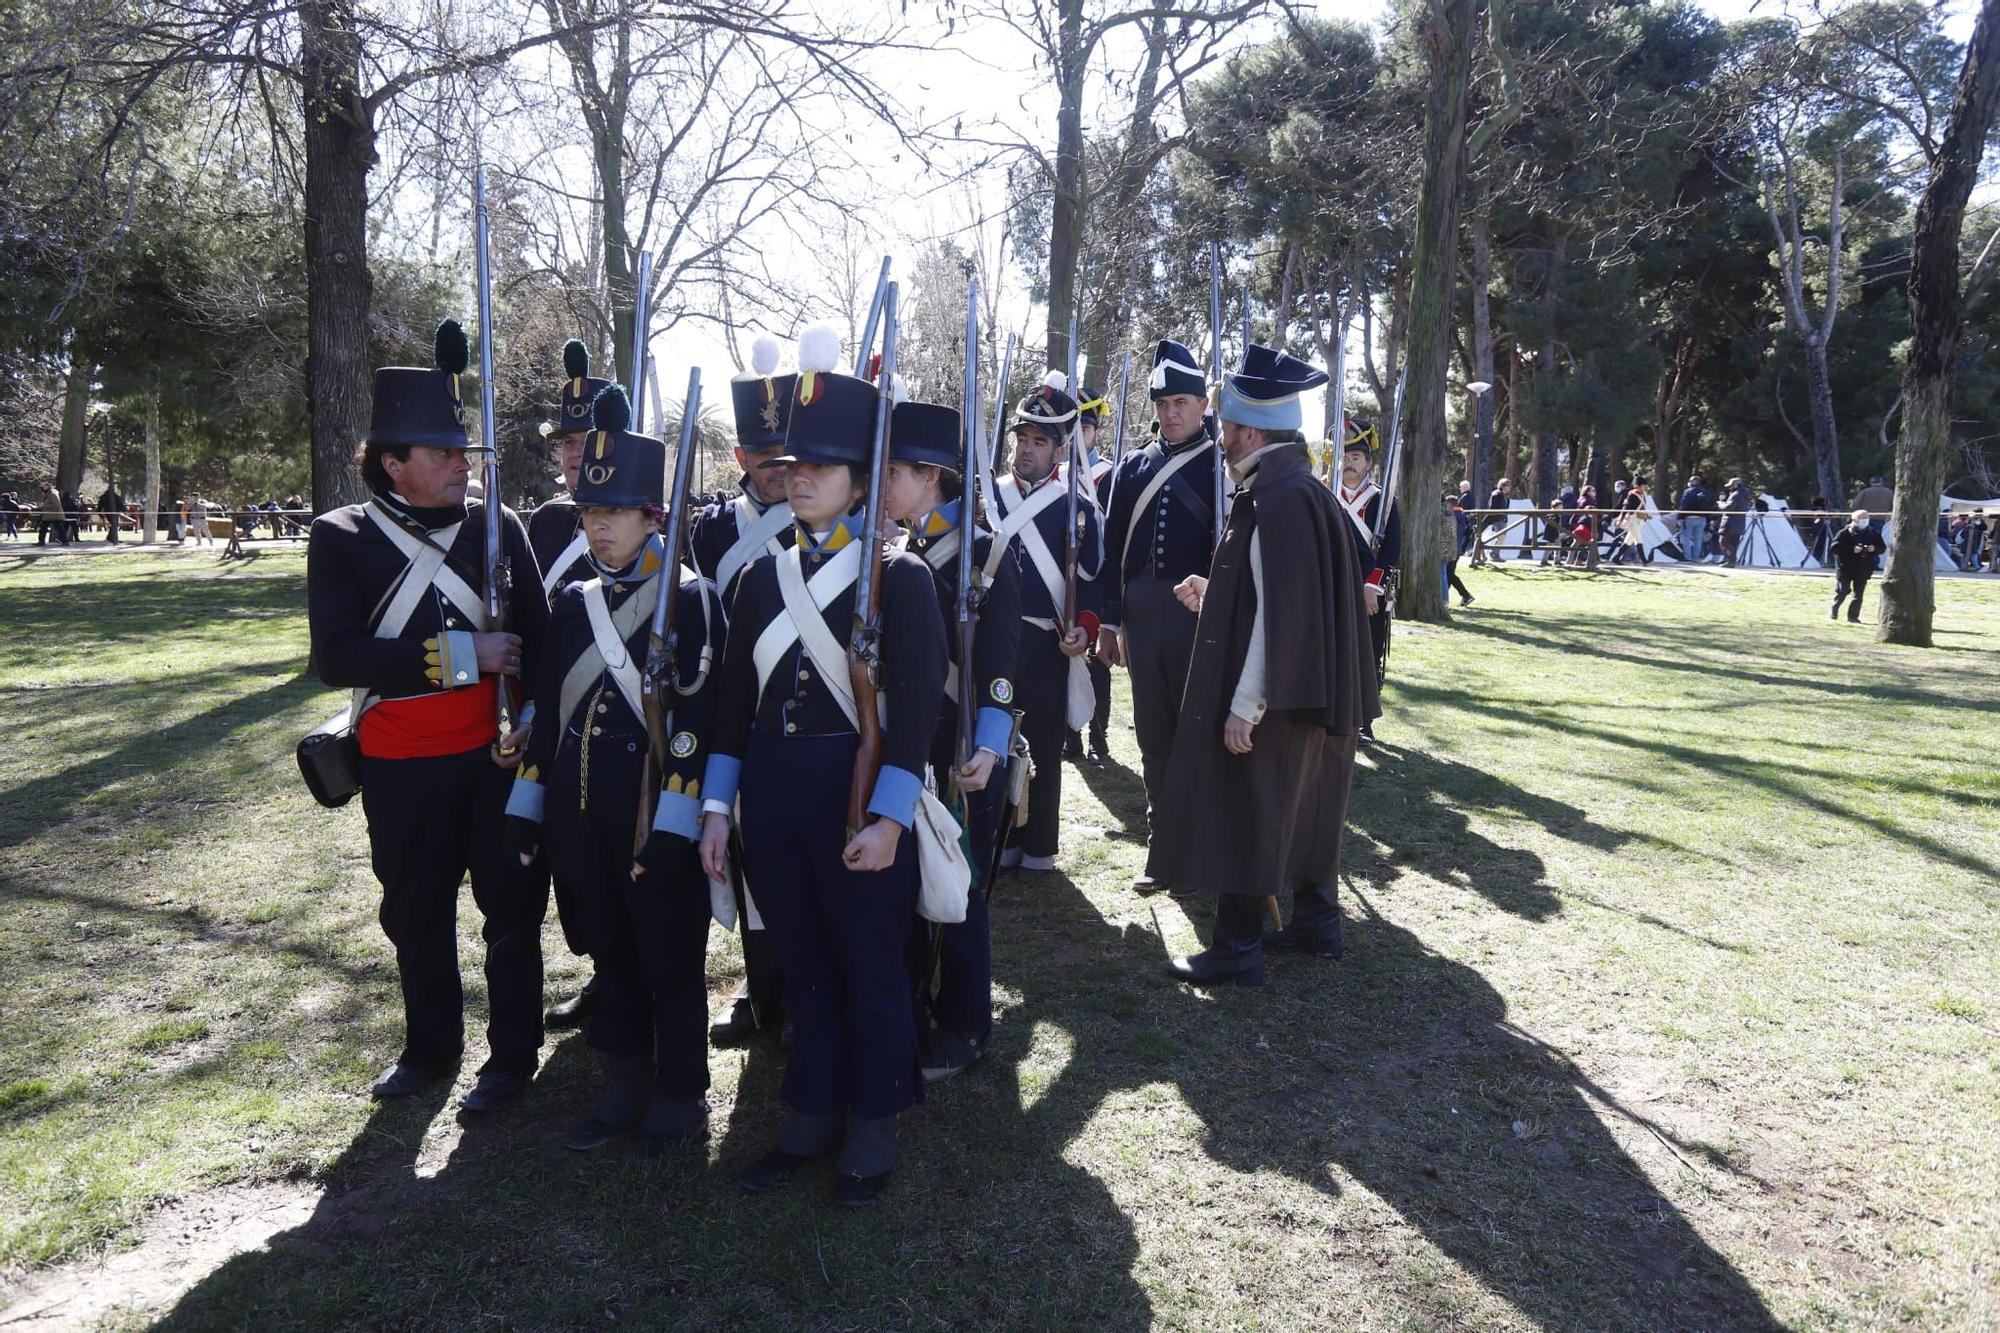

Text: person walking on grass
xmin=185 ymin=493 xmax=215 ymax=546
xmin=1442 ymin=494 xmax=1474 ymax=605
xmin=1829 ymin=509 xmax=1884 ymax=623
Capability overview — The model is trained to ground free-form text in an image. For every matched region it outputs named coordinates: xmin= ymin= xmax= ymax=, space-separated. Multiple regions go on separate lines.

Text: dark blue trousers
xmin=359 ymin=747 xmax=549 ymax=1076
xmin=546 ymin=733 xmax=711 ymax=1096
xmin=908 ymin=717 xmax=999 ymax=1042
xmin=1012 ymin=625 xmax=1069 ymax=859
xmin=740 ymin=728 xmax=922 ymax=1119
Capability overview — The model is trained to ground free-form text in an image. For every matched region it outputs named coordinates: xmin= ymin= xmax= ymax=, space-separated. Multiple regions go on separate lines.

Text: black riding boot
xmin=1166 ymin=895 xmax=1268 ymax=987
xmin=1264 ymin=879 xmax=1344 ymax=959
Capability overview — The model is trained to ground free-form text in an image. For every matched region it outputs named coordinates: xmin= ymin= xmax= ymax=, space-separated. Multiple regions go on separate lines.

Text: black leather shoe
xmin=1262 ymin=923 xmax=1343 ymax=959
xmin=1086 ymin=737 xmax=1108 ymax=765
xmin=738 ymin=1148 xmax=821 ymax=1194
xmin=834 ymin=1171 xmax=892 ymax=1209
xmin=1131 ymin=875 xmax=1168 ymax=896
xmin=708 ymin=994 xmax=760 ymax=1048
xmin=1062 ymin=732 xmax=1085 ymax=761
xmin=545 ymin=976 xmax=599 ymax=1030
xmin=564 ymin=1055 xmax=649 ymax=1150
xmin=458 ymin=1069 xmax=532 ymax=1113
xmin=1166 ymin=897 xmax=1268 ymax=987
xmin=369 ymin=1062 xmax=443 ymax=1100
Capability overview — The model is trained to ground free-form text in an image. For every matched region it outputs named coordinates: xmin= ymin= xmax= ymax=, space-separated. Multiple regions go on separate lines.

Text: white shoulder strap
xmin=1115 ymin=444 xmax=1207 ymax=573
xmin=983 ymin=477 xmax=1066 ymax=584
xmin=751 ymin=543 xmax=862 ymax=718
xmin=1337 ymin=483 xmax=1379 ymax=546
xmin=774 ymin=545 xmax=862 ymax=730
xmin=365 ymin=502 xmax=483 ymax=627
xmin=541 ymin=530 xmax=589 ymax=595
xmin=716 ymin=496 xmax=793 ymax=591
xmin=581 ymin=578 xmax=646 ymax=719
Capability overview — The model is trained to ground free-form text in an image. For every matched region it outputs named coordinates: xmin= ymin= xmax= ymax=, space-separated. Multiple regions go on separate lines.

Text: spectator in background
xmin=1961 ymin=510 xmax=1986 ymax=570
xmin=184 ymin=493 xmax=215 ymax=545
xmin=0 ymin=491 xmax=19 ymax=540
xmin=1717 ymin=477 xmax=1752 ymax=567
xmin=1456 ymin=479 xmax=1474 ymax=551
xmin=1854 ymin=475 xmax=1892 ymax=568
xmin=1804 ymin=495 xmax=1835 ymax=565
xmin=1442 ymin=493 xmax=1474 ymax=606
xmin=97 ymin=483 xmax=125 ymax=544
xmin=1611 ymin=481 xmax=1651 ymax=564
xmin=1829 ymin=508 xmax=1885 ymax=622
xmin=59 ymin=488 xmax=84 ymax=543
xmin=1477 ymin=476 xmax=1513 ymax=564
xmin=1677 ymin=472 xmax=1715 ymax=562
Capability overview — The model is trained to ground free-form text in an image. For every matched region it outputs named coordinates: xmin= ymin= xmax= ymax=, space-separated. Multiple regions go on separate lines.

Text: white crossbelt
xmin=752 ymin=543 xmax=863 ymax=720
xmin=1337 ymin=481 xmax=1380 ymax=547
xmin=366 ymin=502 xmax=484 ymax=629
xmin=1115 ymin=444 xmax=1209 ymax=573
xmin=991 ymin=478 xmax=1094 ymax=729
xmin=541 ymin=530 xmax=589 ymax=595
xmin=715 ymin=495 xmax=793 ymax=592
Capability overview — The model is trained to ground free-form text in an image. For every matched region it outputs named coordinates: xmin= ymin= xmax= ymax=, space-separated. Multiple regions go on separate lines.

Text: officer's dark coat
xmin=528 ymin=497 xmax=592 ymax=592
xmin=1146 ymin=443 xmax=1379 ymax=896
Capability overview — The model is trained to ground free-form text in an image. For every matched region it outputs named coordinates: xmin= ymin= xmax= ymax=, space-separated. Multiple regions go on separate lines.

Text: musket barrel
xmin=629 ymin=251 xmax=653 ymax=432
xmin=854 ymin=255 xmax=893 ymax=378
xmin=1208 ymin=242 xmax=1225 ymax=547
xmin=957 ymin=280 xmax=980 ymax=770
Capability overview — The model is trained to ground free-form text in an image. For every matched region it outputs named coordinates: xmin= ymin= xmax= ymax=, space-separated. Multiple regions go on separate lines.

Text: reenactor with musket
xmin=687 ymin=333 xmax=799 ymax=1049
xmin=1150 ymin=344 xmax=1380 ymax=985
xmin=305 ymin=320 xmax=552 ymax=1110
xmin=989 ymin=372 xmax=1101 ymax=874
xmin=528 ymin=338 xmax=613 ymax=1031
xmin=694 ymin=319 xmax=948 ymax=1207
xmin=1335 ymin=419 xmax=1402 ymax=736
xmin=882 ymin=395 xmax=1022 ymax=1081
xmin=1096 ymin=339 xmax=1223 ymax=895
xmin=1064 ymin=385 xmax=1114 ymax=766
xmin=501 ymin=384 xmax=726 ymax=1155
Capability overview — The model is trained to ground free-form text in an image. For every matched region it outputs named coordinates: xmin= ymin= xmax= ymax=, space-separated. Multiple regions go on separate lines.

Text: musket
xmin=983 ymin=329 xmax=1016 ymax=500
xmin=1110 ymin=352 xmax=1131 ymax=466
xmin=634 ymin=367 xmax=705 ymax=856
xmin=1063 ymin=312 xmax=1081 ymax=637
xmin=1208 ymin=241 xmax=1225 ymax=549
xmin=1328 ymin=289 xmax=1350 ymax=487
xmin=1374 ymin=360 xmax=1409 ymax=553
xmin=853 ymin=255 xmax=893 ymax=378
xmin=473 ymin=168 xmax=515 ymax=751
xmin=629 ymin=251 xmax=653 ymax=431
xmin=847 ymin=281 xmax=899 ymax=836
xmin=955 ymin=280 xmax=982 ymax=790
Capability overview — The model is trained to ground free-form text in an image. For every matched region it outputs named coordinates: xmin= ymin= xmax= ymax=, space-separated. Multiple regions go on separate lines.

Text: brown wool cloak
xmin=1144 ymin=442 xmax=1380 ymax=897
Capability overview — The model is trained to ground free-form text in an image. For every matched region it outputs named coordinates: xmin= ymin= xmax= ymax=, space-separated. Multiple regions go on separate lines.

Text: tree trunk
xmin=1395 ymin=0 xmax=1477 ymax=624
xmin=56 ymin=357 xmax=90 ymax=495
xmin=1468 ymin=212 xmax=1496 ymax=507
xmin=1879 ymin=0 xmax=2000 ymax=645
xmin=143 ymin=393 xmax=161 ymax=544
xmin=1801 ymin=336 xmax=1844 ymax=512
xmin=1045 ymin=0 xmax=1086 ymax=373
xmin=301 ymin=0 xmax=374 ymax=515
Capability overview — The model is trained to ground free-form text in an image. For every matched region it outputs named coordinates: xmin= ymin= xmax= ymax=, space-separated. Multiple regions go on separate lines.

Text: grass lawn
xmin=1 ymin=544 xmax=1996 ymax=1330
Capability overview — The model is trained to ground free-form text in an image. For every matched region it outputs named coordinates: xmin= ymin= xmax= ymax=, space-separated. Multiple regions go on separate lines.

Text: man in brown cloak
xmin=1145 ymin=343 xmax=1380 ymax=987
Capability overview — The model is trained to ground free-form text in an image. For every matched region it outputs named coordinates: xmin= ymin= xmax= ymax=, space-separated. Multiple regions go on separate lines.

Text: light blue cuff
xmin=975 ymin=707 xmax=1013 ymax=755
xmin=505 ymin=778 xmax=545 ymax=823
xmin=866 ymin=764 xmax=923 ymax=829
xmin=442 ymin=630 xmax=480 ymax=688
xmin=701 ymin=753 xmax=743 ymax=811
xmin=652 ymin=790 xmax=702 ymax=841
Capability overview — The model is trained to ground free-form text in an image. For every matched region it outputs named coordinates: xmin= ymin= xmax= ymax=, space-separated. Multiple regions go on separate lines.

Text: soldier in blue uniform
xmin=991 ymin=373 xmax=1101 ymax=874
xmin=1096 ymin=340 xmax=1223 ymax=894
xmin=501 ymin=386 xmax=725 ymax=1154
xmin=1065 ymin=386 xmax=1114 ymax=766
xmin=1334 ymin=420 xmax=1402 ymax=736
xmin=696 ymin=328 xmax=947 ymax=1208
xmin=687 ymin=334 xmax=798 ymax=1049
xmin=305 ymin=321 xmax=551 ymax=1111
xmin=881 ymin=398 xmax=1022 ymax=1081
xmin=527 ymin=339 xmax=612 ymax=1031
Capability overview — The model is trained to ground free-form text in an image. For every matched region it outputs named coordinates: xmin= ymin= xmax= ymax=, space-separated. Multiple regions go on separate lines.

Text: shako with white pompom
xmin=530 ymin=338 xmax=616 ymax=602
xmin=689 ymin=331 xmax=809 ymax=609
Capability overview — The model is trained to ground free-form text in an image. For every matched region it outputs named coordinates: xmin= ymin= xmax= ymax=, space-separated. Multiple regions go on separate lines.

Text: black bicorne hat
xmin=572 ymin=385 xmax=666 ymax=509
xmin=774 ymin=324 xmax=878 ymax=467
xmin=1341 ymin=416 xmax=1378 ymax=458
xmin=554 ymin=340 xmax=613 ymax=437
xmin=1076 ymin=384 xmax=1108 ymax=426
xmin=890 ymin=401 xmax=962 ymax=471
xmin=367 ymin=319 xmax=473 ymax=449
xmin=1146 ymin=338 xmax=1206 ymax=401
xmin=1011 ymin=370 xmax=1077 ymax=437
xmin=730 ymin=334 xmax=797 ymax=450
